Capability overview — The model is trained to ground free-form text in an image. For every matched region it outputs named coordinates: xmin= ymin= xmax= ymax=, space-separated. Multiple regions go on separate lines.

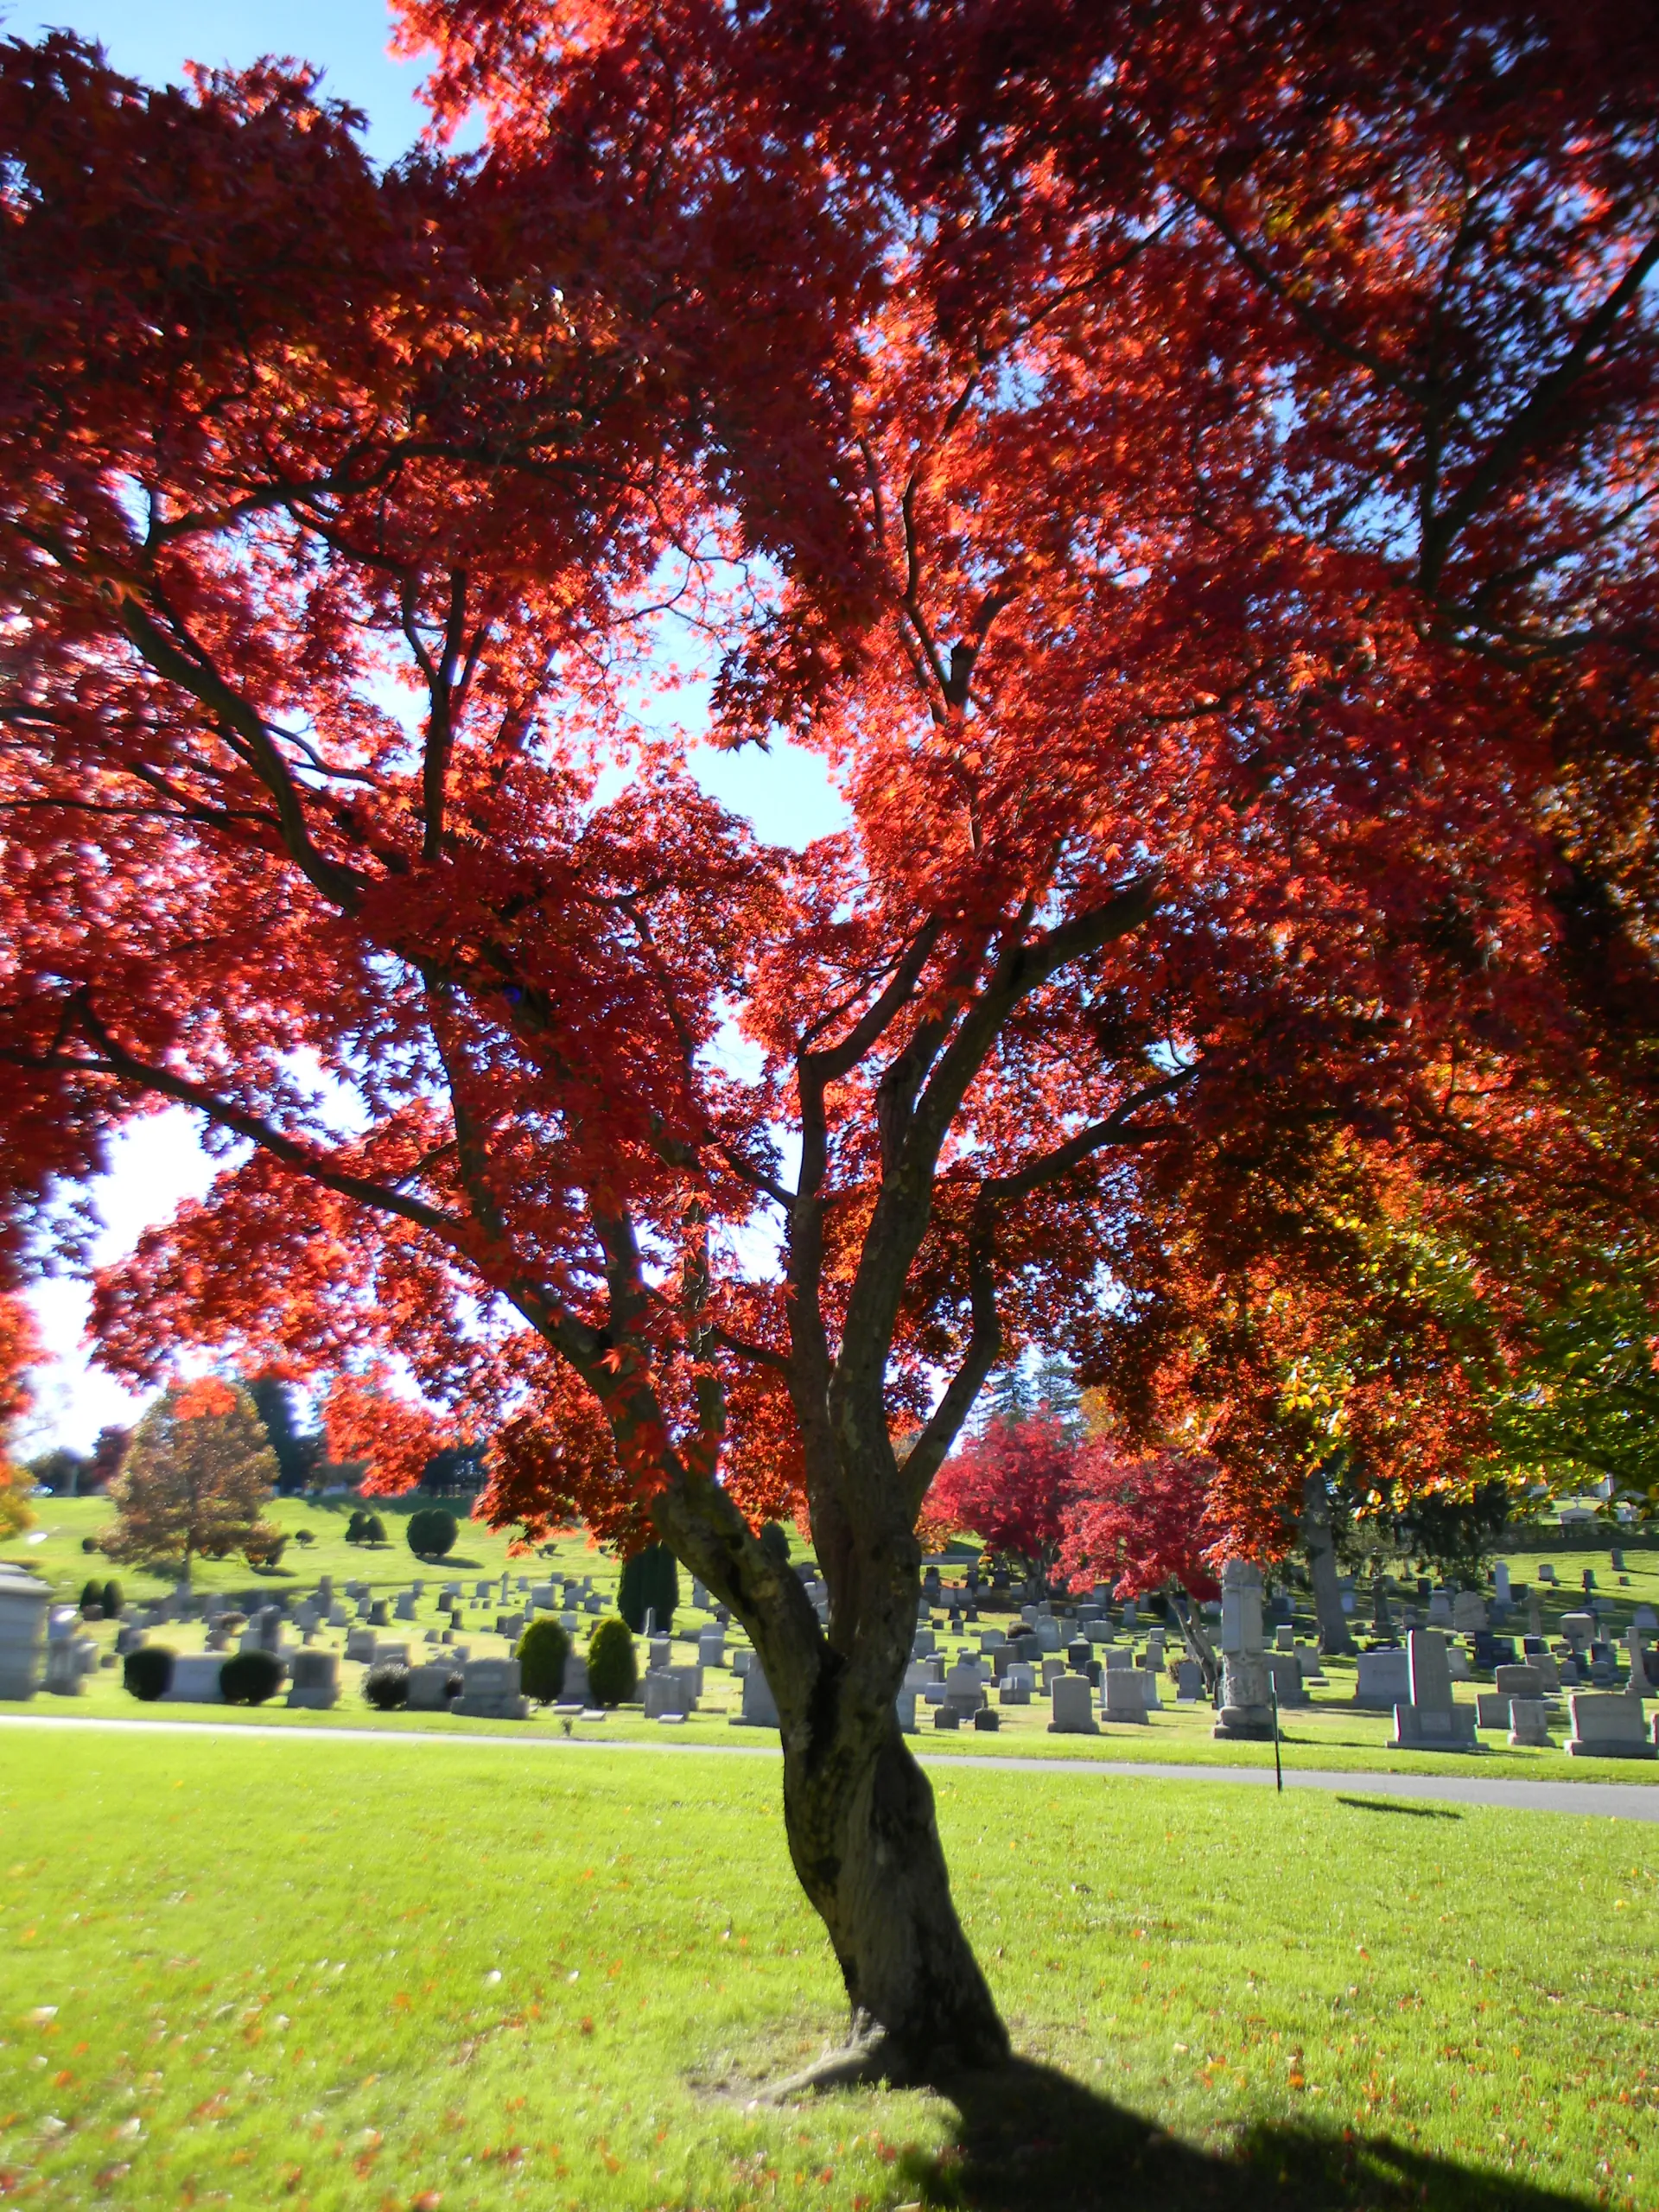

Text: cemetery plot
xmin=7 ymin=1509 xmax=1659 ymax=1782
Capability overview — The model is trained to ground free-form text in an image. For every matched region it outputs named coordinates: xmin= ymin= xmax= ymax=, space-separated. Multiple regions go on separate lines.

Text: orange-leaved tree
xmin=2 ymin=5 xmax=1657 ymax=2078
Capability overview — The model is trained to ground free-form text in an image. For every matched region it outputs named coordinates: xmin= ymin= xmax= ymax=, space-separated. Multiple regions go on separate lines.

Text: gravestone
xmin=1214 ymin=1558 xmax=1274 ymax=1740
xmin=734 ymin=1665 xmax=779 ymax=1727
xmin=697 ymin=1630 xmax=725 ymax=1670
xmin=373 ymin=1641 xmax=410 ymax=1666
xmin=1041 ymin=1656 xmax=1066 ymax=1690
xmin=561 ymin=1650 xmax=589 ymax=1704
xmin=1567 ymin=1693 xmax=1656 ymax=1760
xmin=1452 ymin=1592 xmax=1488 ymax=1634
xmin=894 ymin=1689 xmax=917 ymax=1734
xmin=345 ymin=1626 xmax=378 ymax=1663
xmin=643 ymin=1669 xmax=689 ymax=1719
xmin=405 ymin=1663 xmax=457 ymax=1712
xmin=1611 ymin=1548 xmax=1626 ymax=1573
xmin=1048 ymin=1674 xmax=1098 ymax=1734
xmin=1475 ymin=1691 xmax=1513 ymax=1731
xmin=1635 ymin=1605 xmax=1658 ymax=1635
xmin=395 ymin=1593 xmax=417 ymax=1622
xmin=1174 ymin=1659 xmax=1204 ymax=1701
xmin=1267 ymin=1651 xmax=1306 ymax=1707
xmin=944 ymin=1663 xmax=985 ymax=1717
xmin=1034 ymin=1620 xmax=1063 ymax=1653
xmin=912 ymin=1628 xmax=936 ymax=1658
xmin=451 ymin=1657 xmax=528 ymax=1720
xmin=286 ymin=1650 xmax=340 ymax=1709
xmin=1274 ymin=1624 xmax=1294 ymax=1652
xmin=1294 ymin=1641 xmax=1324 ymax=1681
xmin=1426 ymin=1592 xmax=1455 ymax=1630
xmin=42 ymin=1637 xmax=86 ymax=1695
xmin=161 ymin=1654 xmax=226 ymax=1704
xmin=368 ymin=1599 xmax=390 ymax=1629
xmin=999 ymin=1663 xmax=1035 ymax=1706
xmin=1101 ymin=1669 xmax=1149 ymax=1724
xmin=1537 ymin=1562 xmax=1557 ymax=1585
xmin=1508 ymin=1698 xmax=1554 ymax=1748
xmin=1392 ymin=1630 xmax=1477 ymax=1750
xmin=1494 ymin=1662 xmax=1545 ymax=1699
xmin=1493 ymin=1562 xmax=1512 ymax=1607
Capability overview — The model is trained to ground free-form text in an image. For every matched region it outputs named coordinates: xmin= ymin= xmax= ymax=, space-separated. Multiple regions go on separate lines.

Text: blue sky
xmin=16 ymin=2 xmax=844 ymax=1450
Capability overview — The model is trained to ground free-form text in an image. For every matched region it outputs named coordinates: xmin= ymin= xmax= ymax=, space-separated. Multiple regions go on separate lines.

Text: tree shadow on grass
xmin=899 ymin=2056 xmax=1589 ymax=2212
xmin=1334 ymin=1795 xmax=1463 ymax=1821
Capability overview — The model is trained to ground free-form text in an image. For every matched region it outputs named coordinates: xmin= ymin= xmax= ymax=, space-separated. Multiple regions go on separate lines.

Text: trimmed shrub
xmin=80 ymin=1535 xmax=101 ymax=1554
xmin=618 ymin=1542 xmax=678 ymax=1633
xmin=365 ymin=1513 xmax=388 ymax=1546
xmin=586 ymin=1617 xmax=638 ymax=1707
xmin=294 ymin=1529 xmax=315 ymax=1546
xmin=101 ymin=1580 xmax=122 ymax=1618
xmin=516 ymin=1618 xmax=571 ymax=1704
xmin=362 ymin=1660 xmax=409 ymax=1710
xmin=346 ymin=1509 xmax=369 ymax=1543
xmin=124 ymin=1646 xmax=174 ymax=1701
xmin=407 ymin=1507 xmax=459 ymax=1560
xmin=220 ymin=1649 xmax=283 ymax=1706
xmin=79 ymin=1579 xmax=103 ymax=1616
xmin=758 ymin=1521 xmax=792 ymax=1567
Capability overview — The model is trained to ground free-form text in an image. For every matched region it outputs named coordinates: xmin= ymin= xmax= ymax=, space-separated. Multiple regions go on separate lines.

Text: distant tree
xmin=22 ymin=1444 xmax=88 ymax=1496
xmin=618 ymin=1541 xmax=679 ymax=1632
xmin=418 ymin=1442 xmax=488 ymax=1497
xmin=925 ymin=1414 xmax=1079 ymax=1589
xmin=406 ymin=1505 xmax=458 ymax=1560
xmin=981 ymin=1363 xmax=1034 ymax=1426
xmin=101 ymin=1379 xmax=281 ymax=1582
xmin=1393 ymin=1480 xmax=1518 ymax=1585
xmin=246 ymin=1375 xmax=317 ymax=1494
xmin=1032 ymin=1352 xmax=1084 ymax=1439
xmin=87 ymin=1424 xmax=132 ymax=1492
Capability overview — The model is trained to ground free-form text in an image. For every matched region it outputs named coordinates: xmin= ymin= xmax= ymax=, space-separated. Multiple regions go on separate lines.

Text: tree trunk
xmin=1300 ymin=1470 xmax=1354 ymax=1656
xmin=780 ymin=1705 xmax=1008 ymax=2082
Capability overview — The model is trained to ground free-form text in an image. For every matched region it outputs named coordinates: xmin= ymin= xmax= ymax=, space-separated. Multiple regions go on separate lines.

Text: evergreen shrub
xmin=516 ymin=1618 xmax=571 ymax=1703
xmin=123 ymin=1646 xmax=174 ymax=1701
xmin=586 ymin=1618 xmax=638 ymax=1707
xmin=617 ymin=1542 xmax=678 ymax=1632
xmin=362 ymin=1660 xmax=409 ymax=1709
xmin=759 ymin=1522 xmax=792 ymax=1567
xmin=407 ymin=1507 xmax=459 ymax=1560
xmin=220 ymin=1649 xmax=283 ymax=1705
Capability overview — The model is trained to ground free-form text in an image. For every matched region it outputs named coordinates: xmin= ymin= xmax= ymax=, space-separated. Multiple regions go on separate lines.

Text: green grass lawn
xmin=1 ymin=1732 xmax=1655 ymax=2211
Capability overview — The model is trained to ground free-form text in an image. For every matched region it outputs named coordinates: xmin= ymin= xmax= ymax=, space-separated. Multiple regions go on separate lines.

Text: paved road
xmin=5 ymin=1712 xmax=1657 ymax=1821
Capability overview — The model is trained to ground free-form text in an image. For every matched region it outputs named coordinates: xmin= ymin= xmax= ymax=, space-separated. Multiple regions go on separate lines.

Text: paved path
xmin=5 ymin=1712 xmax=1657 ymax=1821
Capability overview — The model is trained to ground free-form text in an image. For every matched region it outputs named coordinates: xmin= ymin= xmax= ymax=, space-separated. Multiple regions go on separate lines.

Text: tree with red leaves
xmin=925 ymin=1412 xmax=1077 ymax=1587
xmin=1058 ymin=1444 xmax=1221 ymax=1609
xmin=0 ymin=1294 xmax=40 ymax=1539
xmin=2 ymin=6 xmax=1657 ymax=2079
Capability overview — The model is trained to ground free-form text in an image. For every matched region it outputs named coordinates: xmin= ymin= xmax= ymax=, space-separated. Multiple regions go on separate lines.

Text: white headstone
xmin=1048 ymin=1674 xmax=1097 ymax=1734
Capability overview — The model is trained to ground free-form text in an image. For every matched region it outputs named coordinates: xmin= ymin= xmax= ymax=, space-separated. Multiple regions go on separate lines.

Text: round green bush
xmin=346 ymin=1509 xmax=368 ymax=1543
xmin=101 ymin=1580 xmax=122 ymax=1618
xmin=407 ymin=1507 xmax=459 ymax=1560
xmin=516 ymin=1618 xmax=571 ymax=1703
xmin=123 ymin=1646 xmax=174 ymax=1701
xmin=80 ymin=1535 xmax=101 ymax=1554
xmin=79 ymin=1579 xmax=103 ymax=1616
xmin=585 ymin=1617 xmax=638 ymax=1707
xmin=758 ymin=1521 xmax=792 ymax=1567
xmin=294 ymin=1529 xmax=315 ymax=1546
xmin=220 ymin=1649 xmax=283 ymax=1706
xmin=362 ymin=1660 xmax=409 ymax=1710
xmin=618 ymin=1541 xmax=679 ymax=1633
xmin=365 ymin=1513 xmax=388 ymax=1546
